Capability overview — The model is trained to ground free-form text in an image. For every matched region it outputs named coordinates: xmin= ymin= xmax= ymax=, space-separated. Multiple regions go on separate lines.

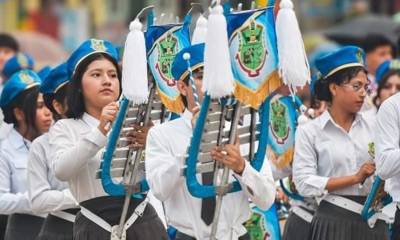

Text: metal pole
xmin=116 ymin=86 xmax=155 ymax=238
xmin=210 ymin=102 xmax=242 ymax=239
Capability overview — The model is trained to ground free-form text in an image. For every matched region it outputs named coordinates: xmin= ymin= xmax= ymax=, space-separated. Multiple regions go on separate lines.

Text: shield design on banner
xmin=235 ymin=19 xmax=267 ymax=78
xmin=266 ymin=94 xmax=298 ymax=169
xmin=244 ymin=204 xmax=281 ymax=240
xmin=155 ymin=32 xmax=178 ymax=87
xmin=270 ymin=99 xmax=290 ymax=144
xmin=146 ymin=23 xmax=191 ymax=113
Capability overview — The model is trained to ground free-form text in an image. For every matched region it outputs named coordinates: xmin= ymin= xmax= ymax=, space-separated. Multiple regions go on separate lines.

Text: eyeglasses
xmin=341 ymin=82 xmax=370 ymax=93
xmin=192 ymin=71 xmax=203 ymax=80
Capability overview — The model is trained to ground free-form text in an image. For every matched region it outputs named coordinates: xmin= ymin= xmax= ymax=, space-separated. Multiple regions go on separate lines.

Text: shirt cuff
xmin=305 ymin=175 xmax=329 ymax=195
xmin=62 ymin=189 xmax=78 ymax=206
xmin=233 ymin=161 xmax=254 ymax=185
xmin=86 ymin=127 xmax=107 ymax=148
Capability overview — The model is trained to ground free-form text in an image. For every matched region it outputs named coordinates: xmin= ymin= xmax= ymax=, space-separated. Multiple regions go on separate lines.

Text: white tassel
xmin=122 ymin=19 xmax=148 ymax=104
xmin=202 ymin=5 xmax=235 ymax=98
xmin=276 ymin=0 xmax=310 ymax=93
xmin=192 ymin=15 xmax=208 ymax=44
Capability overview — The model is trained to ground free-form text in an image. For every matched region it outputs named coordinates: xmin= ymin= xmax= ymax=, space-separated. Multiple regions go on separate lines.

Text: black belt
xmin=175 ymin=231 xmax=250 ymax=240
xmin=175 ymin=231 xmax=195 ymax=240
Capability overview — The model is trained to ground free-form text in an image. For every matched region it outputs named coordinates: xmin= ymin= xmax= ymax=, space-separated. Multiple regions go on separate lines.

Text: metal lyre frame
xmin=184 ymin=94 xmax=270 ymax=239
xmin=97 ymin=79 xmax=166 ymax=238
xmin=279 ymin=178 xmax=304 ymax=202
xmin=361 ymin=176 xmax=392 ymax=222
xmin=184 ymin=3 xmax=277 ymax=238
xmin=96 ymin=6 xmax=172 ymax=239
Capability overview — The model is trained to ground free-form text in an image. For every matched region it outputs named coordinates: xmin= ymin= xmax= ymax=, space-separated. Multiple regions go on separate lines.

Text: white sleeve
xmin=292 ymin=125 xmax=329 ymax=197
xmin=233 ymin=158 xmax=276 ymax=211
xmin=0 ymin=153 xmax=31 ymax=214
xmin=145 ymin=128 xmax=182 ymax=202
xmin=376 ymin=99 xmax=400 ymax=179
xmin=50 ymin=120 xmax=107 ymax=181
xmin=28 ymin=139 xmax=78 ymax=214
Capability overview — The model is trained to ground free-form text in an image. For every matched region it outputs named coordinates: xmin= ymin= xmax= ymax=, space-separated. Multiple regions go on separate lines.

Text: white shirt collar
xmin=181 ymin=109 xmax=193 ymax=129
xmin=82 ymin=112 xmax=100 ymax=128
xmin=9 ymin=128 xmax=30 ymax=150
xmin=319 ymin=110 xmax=363 ymax=130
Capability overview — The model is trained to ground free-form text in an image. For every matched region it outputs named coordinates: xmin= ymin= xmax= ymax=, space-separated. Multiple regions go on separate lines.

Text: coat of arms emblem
xmin=235 ymin=19 xmax=267 ymax=77
xmin=270 ymin=99 xmax=290 ymax=144
xmin=90 ymin=39 xmax=107 ymax=52
xmin=155 ymin=32 xmax=178 ymax=87
xmin=19 ymin=72 xmax=35 ymax=85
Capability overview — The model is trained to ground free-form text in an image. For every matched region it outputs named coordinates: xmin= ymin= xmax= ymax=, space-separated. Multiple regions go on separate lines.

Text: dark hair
xmin=2 ymin=87 xmax=40 ymax=137
xmin=314 ymin=66 xmax=366 ymax=102
xmin=373 ymin=69 xmax=400 ymax=108
xmin=0 ymin=33 xmax=19 ymax=52
xmin=66 ymin=53 xmax=121 ymax=119
xmin=43 ymin=83 xmax=69 ymax=121
xmin=363 ymin=34 xmax=395 ymax=55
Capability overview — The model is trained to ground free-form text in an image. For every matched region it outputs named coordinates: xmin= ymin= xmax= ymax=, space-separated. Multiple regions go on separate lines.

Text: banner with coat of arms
xmin=145 ymin=17 xmax=191 ymax=113
xmin=244 ymin=203 xmax=281 ymax=240
xmin=265 ymin=93 xmax=298 ymax=169
xmin=226 ymin=3 xmax=282 ymax=109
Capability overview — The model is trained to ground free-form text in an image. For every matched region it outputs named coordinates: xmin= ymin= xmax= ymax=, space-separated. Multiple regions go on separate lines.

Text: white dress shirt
xmin=28 ymin=133 xmax=78 ymax=214
xmin=145 ymin=110 xmax=276 ymax=240
xmin=375 ymin=92 xmax=400 ymax=202
xmin=0 ymin=128 xmax=33 ymax=214
xmin=49 ymin=113 xmax=108 ymax=202
xmin=293 ymin=111 xmax=374 ymax=197
xmin=49 ymin=112 xmax=167 ymax=225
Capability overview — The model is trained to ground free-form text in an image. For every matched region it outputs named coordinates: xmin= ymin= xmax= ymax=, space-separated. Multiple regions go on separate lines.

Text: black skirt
xmin=73 ymin=196 xmax=168 ymax=240
xmin=4 ymin=214 xmax=44 ymax=240
xmin=282 ymin=206 xmax=314 ymax=240
xmin=36 ymin=208 xmax=80 ymax=240
xmin=0 ymin=215 xmax=8 ymax=240
xmin=310 ymin=196 xmax=389 ymax=240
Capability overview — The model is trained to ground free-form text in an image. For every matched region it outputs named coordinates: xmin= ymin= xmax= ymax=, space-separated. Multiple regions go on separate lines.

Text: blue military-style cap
xmin=171 ymin=43 xmax=205 ymax=81
xmin=0 ymin=69 xmax=41 ymax=107
xmin=40 ymin=63 xmax=69 ymax=94
xmin=375 ymin=59 xmax=400 ymax=84
xmin=315 ymin=46 xmax=366 ymax=79
xmin=67 ymin=39 xmax=119 ymax=76
xmin=37 ymin=66 xmax=52 ymax=81
xmin=2 ymin=53 xmax=35 ymax=79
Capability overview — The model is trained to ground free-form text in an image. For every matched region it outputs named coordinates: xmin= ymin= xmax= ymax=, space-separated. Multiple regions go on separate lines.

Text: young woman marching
xmin=0 ymin=69 xmax=53 ymax=239
xmin=293 ymin=46 xmax=389 ymax=240
xmin=27 ymin=63 xmax=79 ymax=240
xmin=49 ymin=39 xmax=167 ymax=240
